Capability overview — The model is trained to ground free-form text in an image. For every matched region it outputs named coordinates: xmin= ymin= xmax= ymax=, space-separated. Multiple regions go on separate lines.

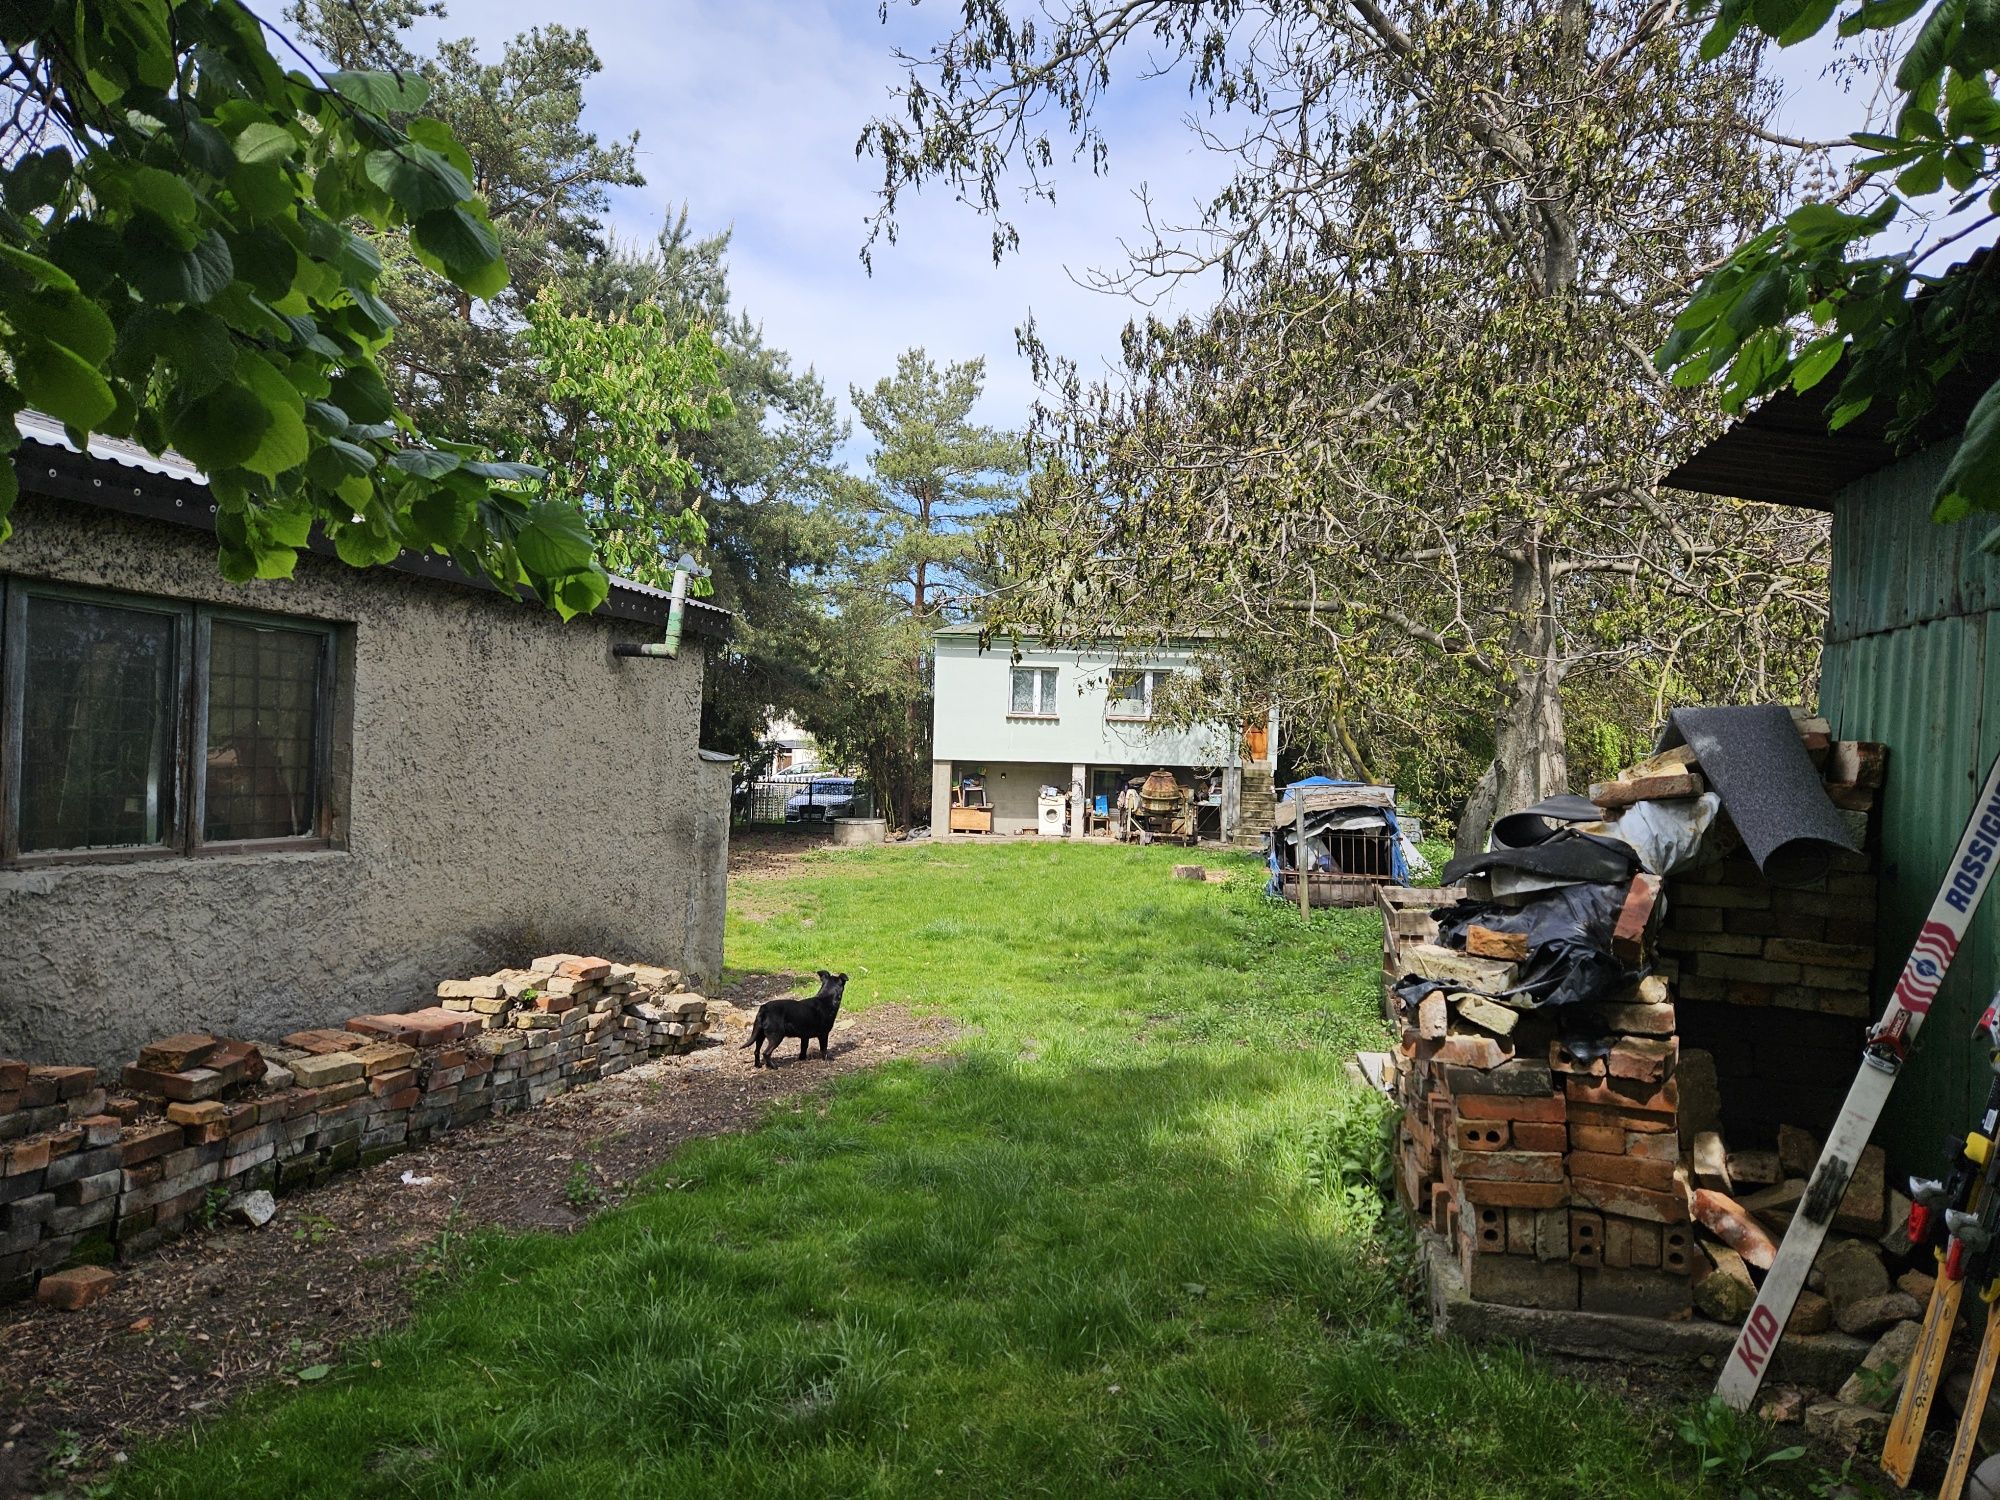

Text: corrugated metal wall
xmin=1818 ymin=444 xmax=2000 ymax=1173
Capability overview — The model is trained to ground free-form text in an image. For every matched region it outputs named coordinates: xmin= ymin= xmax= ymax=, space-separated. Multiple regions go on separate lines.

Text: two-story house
xmin=930 ymin=626 xmax=1269 ymax=838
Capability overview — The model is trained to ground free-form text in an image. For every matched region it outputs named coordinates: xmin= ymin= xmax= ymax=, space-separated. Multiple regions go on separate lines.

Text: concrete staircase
xmin=1233 ymin=766 xmax=1275 ymax=848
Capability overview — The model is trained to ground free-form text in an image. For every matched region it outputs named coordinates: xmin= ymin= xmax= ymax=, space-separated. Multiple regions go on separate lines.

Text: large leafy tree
xmin=817 ymin=350 xmax=1026 ymax=828
xmin=287 ymin=0 xmax=642 ymax=448
xmin=561 ymin=214 xmax=854 ymax=763
xmin=0 ymin=0 xmax=610 ymax=614
xmin=865 ymin=0 xmax=1829 ymax=848
xmin=1661 ymin=0 xmax=2000 ymax=534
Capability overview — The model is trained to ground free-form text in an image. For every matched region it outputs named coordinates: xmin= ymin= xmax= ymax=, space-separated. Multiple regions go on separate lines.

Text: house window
xmin=2 ymin=581 xmax=339 ymax=862
xmin=1009 ymin=666 xmax=1059 ymax=717
xmin=1107 ymin=669 xmax=1159 ymax=720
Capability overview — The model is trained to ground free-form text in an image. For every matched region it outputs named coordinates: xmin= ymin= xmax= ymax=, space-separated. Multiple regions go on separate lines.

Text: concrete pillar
xmin=930 ymin=760 xmax=953 ymax=832
xmin=1071 ymin=762 xmax=1087 ymax=839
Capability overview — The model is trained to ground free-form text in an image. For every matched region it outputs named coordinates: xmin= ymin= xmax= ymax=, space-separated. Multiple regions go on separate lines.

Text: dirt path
xmin=0 ymin=991 xmax=950 ymax=1497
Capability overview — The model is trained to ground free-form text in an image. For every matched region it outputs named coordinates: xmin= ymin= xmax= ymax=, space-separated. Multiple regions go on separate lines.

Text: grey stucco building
xmin=0 ymin=420 xmax=733 ymax=1068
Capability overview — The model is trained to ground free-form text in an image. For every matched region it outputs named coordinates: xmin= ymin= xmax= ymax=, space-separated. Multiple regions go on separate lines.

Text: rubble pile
xmin=0 ymin=956 xmax=730 ymax=1305
xmin=1388 ymin=707 xmax=1889 ymax=1331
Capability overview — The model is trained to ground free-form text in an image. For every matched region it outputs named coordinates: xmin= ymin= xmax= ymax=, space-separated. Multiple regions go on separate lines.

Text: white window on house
xmin=1107 ymin=668 xmax=1158 ymax=720
xmin=1 ymin=580 xmax=340 ymax=862
xmin=1009 ymin=666 xmax=1060 ymax=717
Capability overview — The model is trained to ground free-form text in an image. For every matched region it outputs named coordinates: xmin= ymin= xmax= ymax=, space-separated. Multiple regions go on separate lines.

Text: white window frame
xmin=1007 ymin=665 xmax=1060 ymax=719
xmin=1106 ymin=668 xmax=1159 ymax=721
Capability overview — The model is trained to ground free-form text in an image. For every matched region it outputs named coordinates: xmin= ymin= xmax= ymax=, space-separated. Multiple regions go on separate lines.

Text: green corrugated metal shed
xmin=1819 ymin=445 xmax=2000 ymax=1173
xmin=1668 ymin=385 xmax=2000 ymax=1174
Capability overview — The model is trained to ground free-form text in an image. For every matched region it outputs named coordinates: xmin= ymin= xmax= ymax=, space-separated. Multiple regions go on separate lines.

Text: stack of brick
xmin=1391 ymin=938 xmax=1694 ymax=1314
xmin=1389 ymin=714 xmax=1886 ymax=1321
xmin=0 ymin=953 xmax=732 ymax=1304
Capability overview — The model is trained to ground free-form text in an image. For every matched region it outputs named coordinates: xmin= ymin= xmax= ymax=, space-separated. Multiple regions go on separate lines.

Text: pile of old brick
xmin=1388 ymin=716 xmax=1888 ymax=1353
xmin=1 ymin=955 xmax=727 ymax=1310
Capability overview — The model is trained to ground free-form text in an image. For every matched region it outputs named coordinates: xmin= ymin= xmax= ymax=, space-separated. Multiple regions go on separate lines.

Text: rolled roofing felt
xmin=1656 ymin=704 xmax=1856 ymax=886
xmin=1492 ymin=792 xmax=1602 ymax=849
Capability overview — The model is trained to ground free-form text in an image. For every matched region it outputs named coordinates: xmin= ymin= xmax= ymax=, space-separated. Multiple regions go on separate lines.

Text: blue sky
xmin=403 ymin=3 xmax=1906 ymax=458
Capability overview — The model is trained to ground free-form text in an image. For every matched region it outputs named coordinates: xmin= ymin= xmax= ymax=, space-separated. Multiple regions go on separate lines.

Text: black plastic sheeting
xmin=1440 ymin=829 xmax=1638 ymax=889
xmin=1491 ymin=793 xmax=1601 ymax=850
xmin=1656 ymin=705 xmax=1856 ymax=885
xmin=1393 ymin=881 xmax=1637 ymax=1011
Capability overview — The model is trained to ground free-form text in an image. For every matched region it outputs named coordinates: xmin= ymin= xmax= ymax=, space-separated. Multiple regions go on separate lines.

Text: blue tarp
xmin=1265 ymin=777 xmax=1411 ymax=894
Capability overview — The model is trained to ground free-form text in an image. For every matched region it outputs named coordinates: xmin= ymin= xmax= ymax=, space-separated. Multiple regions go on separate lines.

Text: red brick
xmin=1460 ymin=1179 xmax=1568 ymax=1209
xmin=1435 ymin=1035 xmax=1511 ymax=1069
xmin=137 ymin=1034 xmax=220 ymax=1072
xmin=1605 ymin=1039 xmax=1676 ymax=1085
xmin=0 ymin=1060 xmax=26 ymax=1092
xmin=1451 ymin=1150 xmax=1564 ymax=1184
xmin=36 ymin=1265 xmax=119 ymax=1310
xmin=282 ymin=1029 xmax=369 ymax=1055
xmin=4 ymin=1137 xmax=51 ymax=1175
xmin=1565 ymin=1075 xmax=1677 ymax=1117
xmin=1569 ymin=1177 xmax=1688 ymax=1224
xmin=1511 ymin=1120 xmax=1567 ymax=1152
xmin=165 ymin=1101 xmax=228 ymax=1127
xmin=76 ymin=1115 xmax=121 ymax=1148
xmin=1456 ymin=1093 xmax=1566 ymax=1124
xmin=558 ymin=957 xmax=613 ymax=982
xmin=31 ymin=1066 xmax=98 ymax=1100
xmin=1627 ymin=1131 xmax=1679 ymax=1162
xmin=1570 ymin=1210 xmax=1604 ymax=1267
xmin=118 ymin=1122 xmax=184 ymax=1167
xmin=1569 ymin=1123 xmax=1625 ymax=1153
xmin=1567 ymin=1101 xmax=1675 ymax=1135
xmin=1612 ymin=875 xmax=1661 ymax=964
xmin=1568 ymin=1151 xmax=1678 ymax=1192
xmin=1455 ymin=1120 xmax=1510 ymax=1152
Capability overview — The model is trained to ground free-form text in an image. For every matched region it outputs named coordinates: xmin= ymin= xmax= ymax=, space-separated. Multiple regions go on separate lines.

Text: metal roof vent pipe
xmin=612 ymin=555 xmax=708 ymax=660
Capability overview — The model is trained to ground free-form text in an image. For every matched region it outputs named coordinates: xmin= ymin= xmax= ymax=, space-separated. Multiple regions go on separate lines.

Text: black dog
xmin=743 ymin=969 xmax=848 ymax=1068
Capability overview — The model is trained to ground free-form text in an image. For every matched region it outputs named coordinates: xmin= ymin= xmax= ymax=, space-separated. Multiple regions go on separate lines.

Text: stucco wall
xmin=0 ymin=494 xmax=729 ymax=1068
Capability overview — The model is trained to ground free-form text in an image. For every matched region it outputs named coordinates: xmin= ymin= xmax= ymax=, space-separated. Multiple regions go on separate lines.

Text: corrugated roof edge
xmin=9 ymin=414 xmax=728 ymax=640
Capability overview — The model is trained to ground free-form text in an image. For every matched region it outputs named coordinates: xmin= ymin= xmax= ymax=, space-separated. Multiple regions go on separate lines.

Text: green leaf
xmin=389 ymin=447 xmax=461 ymax=479
xmin=295 ymin=1364 xmax=331 ymax=1382
xmin=123 ymin=164 xmax=198 ymax=226
xmin=461 ymin=458 xmax=545 ymax=482
xmin=0 ymin=242 xmax=78 ymax=293
xmin=409 ymin=207 xmax=506 ymax=298
xmin=550 ymin=568 xmax=610 ymax=621
xmin=233 ymin=121 xmax=297 ymax=167
xmin=126 ymin=227 xmax=235 ymax=305
xmin=1791 ymin=335 xmax=1847 ymax=390
xmin=363 ymin=144 xmax=472 ymax=216
xmin=1934 ymin=375 xmax=2000 ymax=519
xmin=1897 ymin=0 xmax=1968 ymax=91
xmin=1898 ymin=150 xmax=1947 ymax=193
xmin=6 ymin=289 xmax=115 ymax=364
xmin=4 ymin=148 xmax=74 ymax=215
xmin=236 ymin=352 xmax=310 ymax=477
xmin=14 ymin=339 xmax=115 ymax=429
xmin=328 ymin=69 xmax=431 ymax=117
xmin=515 ymin=503 xmax=598 ymax=578
xmin=406 ymin=483 xmax=473 ymax=546
xmin=169 ymin=383 xmax=269 ymax=472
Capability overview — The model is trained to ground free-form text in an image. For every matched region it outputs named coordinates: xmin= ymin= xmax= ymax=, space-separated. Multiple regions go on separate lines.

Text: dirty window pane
xmin=1108 ymin=669 xmax=1150 ymax=718
xmin=202 ymin=621 xmax=324 ymax=841
xmin=1010 ymin=667 xmax=1035 ymax=714
xmin=18 ymin=596 xmax=178 ymax=852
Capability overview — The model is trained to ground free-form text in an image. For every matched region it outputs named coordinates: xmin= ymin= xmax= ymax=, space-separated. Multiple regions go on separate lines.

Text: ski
xmin=1881 ymin=1023 xmax=2000 ymax=1486
xmin=1716 ymin=749 xmax=2000 ymax=1413
xmin=1941 ymin=1300 xmax=2000 ymax=1500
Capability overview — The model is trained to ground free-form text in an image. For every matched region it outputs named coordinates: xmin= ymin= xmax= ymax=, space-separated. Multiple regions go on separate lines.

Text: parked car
xmin=785 ymin=777 xmax=859 ymax=822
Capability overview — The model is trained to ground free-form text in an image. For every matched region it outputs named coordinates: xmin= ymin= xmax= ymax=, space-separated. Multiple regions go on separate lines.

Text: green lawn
xmin=111 ymin=842 xmax=1804 ymax=1498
